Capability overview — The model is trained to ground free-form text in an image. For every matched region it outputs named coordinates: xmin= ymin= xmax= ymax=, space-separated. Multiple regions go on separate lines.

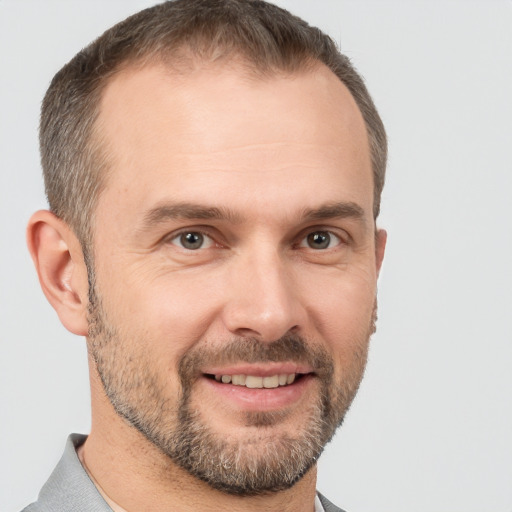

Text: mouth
xmin=205 ymin=372 xmax=310 ymax=389
xmin=197 ymin=367 xmax=316 ymax=412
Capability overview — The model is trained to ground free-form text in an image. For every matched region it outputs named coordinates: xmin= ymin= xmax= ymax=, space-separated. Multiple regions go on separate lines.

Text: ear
xmin=375 ymin=228 xmax=387 ymax=276
xmin=27 ymin=210 xmax=90 ymax=336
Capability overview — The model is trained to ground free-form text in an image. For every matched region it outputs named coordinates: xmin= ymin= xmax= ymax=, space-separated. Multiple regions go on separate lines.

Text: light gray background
xmin=1 ymin=1 xmax=511 ymax=511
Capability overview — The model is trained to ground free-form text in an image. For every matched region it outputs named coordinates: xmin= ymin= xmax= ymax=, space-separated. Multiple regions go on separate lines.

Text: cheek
xmin=302 ymin=267 xmax=377 ymax=355
xmin=102 ymin=266 xmax=224 ymax=358
xmin=305 ymin=261 xmax=377 ymax=311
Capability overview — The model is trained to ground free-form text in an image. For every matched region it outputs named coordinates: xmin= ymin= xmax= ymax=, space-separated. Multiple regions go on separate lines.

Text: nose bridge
xmin=221 ymin=243 xmax=304 ymax=342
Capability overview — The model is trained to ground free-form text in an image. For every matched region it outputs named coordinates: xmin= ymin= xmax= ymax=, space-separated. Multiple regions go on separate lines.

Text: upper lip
xmin=202 ymin=363 xmax=315 ymax=377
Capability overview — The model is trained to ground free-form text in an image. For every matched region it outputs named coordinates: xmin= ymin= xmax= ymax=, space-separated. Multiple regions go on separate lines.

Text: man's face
xmin=87 ymin=61 xmax=384 ymax=494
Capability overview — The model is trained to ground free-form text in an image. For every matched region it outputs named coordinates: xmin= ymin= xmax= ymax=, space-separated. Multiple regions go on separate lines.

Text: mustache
xmin=178 ymin=334 xmax=334 ymax=387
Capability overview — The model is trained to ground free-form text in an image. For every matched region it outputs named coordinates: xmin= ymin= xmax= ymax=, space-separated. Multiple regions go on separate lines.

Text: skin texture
xmin=27 ymin=60 xmax=386 ymax=512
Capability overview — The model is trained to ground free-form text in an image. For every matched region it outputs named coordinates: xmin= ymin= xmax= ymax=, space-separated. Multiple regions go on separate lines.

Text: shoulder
xmin=19 ymin=434 xmax=111 ymax=512
xmin=318 ymin=492 xmax=348 ymax=512
xmin=20 ymin=505 xmax=40 ymax=512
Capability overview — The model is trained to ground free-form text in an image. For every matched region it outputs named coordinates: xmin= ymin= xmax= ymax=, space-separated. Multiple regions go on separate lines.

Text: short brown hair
xmin=40 ymin=0 xmax=387 ymax=246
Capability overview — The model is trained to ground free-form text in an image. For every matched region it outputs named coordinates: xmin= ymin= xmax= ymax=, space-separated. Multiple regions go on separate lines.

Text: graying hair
xmin=40 ymin=0 xmax=387 ymax=247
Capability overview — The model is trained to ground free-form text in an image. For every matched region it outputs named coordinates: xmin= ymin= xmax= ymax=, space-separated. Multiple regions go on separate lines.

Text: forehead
xmin=95 ymin=60 xmax=372 ymax=224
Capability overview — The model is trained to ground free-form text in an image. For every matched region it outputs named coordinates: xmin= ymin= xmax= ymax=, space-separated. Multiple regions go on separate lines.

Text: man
xmin=24 ymin=0 xmax=386 ymax=510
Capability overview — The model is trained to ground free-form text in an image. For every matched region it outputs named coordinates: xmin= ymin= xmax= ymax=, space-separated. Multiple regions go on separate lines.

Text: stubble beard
xmin=87 ymin=282 xmax=376 ymax=496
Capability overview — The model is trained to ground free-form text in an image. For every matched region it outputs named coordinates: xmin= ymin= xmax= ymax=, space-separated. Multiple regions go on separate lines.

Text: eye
xmin=300 ymin=230 xmax=341 ymax=250
xmin=170 ymin=231 xmax=214 ymax=250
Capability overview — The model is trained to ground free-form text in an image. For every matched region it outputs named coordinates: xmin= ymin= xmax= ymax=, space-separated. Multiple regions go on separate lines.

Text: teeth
xmin=213 ymin=373 xmax=299 ymax=388
xmin=245 ymin=376 xmax=263 ymax=388
xmin=278 ymin=374 xmax=288 ymax=386
xmin=263 ymin=375 xmax=279 ymax=388
xmin=232 ymin=375 xmax=246 ymax=386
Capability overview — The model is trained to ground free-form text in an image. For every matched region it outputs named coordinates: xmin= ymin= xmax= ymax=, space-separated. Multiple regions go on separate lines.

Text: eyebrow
xmin=300 ymin=202 xmax=366 ymax=223
xmin=141 ymin=202 xmax=243 ymax=228
xmin=140 ymin=200 xmax=367 ymax=230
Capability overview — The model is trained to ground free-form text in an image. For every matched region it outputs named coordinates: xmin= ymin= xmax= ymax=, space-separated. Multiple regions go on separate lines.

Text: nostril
xmin=234 ymin=327 xmax=261 ymax=338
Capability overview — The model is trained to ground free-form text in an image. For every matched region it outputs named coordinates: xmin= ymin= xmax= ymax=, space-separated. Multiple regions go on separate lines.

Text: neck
xmin=84 ymin=363 xmax=318 ymax=512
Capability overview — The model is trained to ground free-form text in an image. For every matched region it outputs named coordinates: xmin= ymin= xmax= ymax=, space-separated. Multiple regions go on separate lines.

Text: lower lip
xmin=200 ymin=374 xmax=315 ymax=412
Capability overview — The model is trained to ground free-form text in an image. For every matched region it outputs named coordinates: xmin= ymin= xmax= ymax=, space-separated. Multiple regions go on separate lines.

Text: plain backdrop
xmin=1 ymin=1 xmax=511 ymax=511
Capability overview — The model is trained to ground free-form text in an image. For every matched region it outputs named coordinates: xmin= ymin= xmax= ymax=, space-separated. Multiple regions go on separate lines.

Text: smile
xmin=200 ymin=369 xmax=315 ymax=410
xmin=208 ymin=373 xmax=305 ymax=388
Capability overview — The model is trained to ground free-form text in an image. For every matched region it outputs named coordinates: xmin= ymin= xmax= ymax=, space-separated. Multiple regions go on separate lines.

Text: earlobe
xmin=375 ymin=228 xmax=387 ymax=276
xmin=27 ymin=210 xmax=90 ymax=336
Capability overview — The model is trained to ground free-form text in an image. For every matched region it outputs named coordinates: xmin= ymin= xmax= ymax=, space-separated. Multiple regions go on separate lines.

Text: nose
xmin=220 ymin=249 xmax=306 ymax=342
